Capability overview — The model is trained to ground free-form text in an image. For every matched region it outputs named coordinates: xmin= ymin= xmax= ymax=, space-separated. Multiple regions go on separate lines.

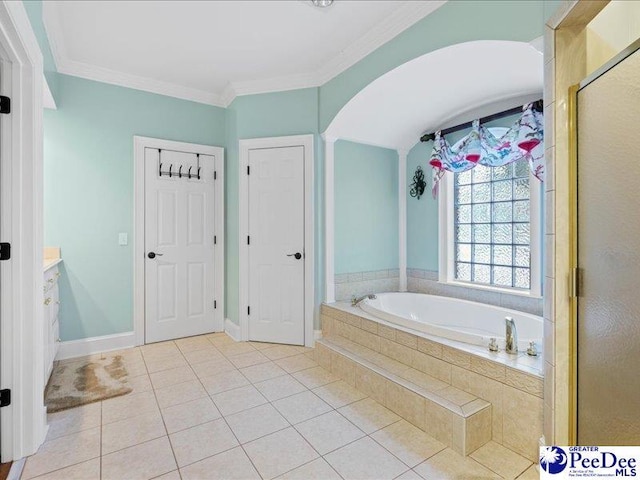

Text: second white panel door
xmin=248 ymin=146 xmax=305 ymax=345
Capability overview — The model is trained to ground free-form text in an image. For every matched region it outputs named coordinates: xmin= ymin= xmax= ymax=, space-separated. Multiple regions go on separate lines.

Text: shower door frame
xmin=568 ymin=36 xmax=640 ymax=444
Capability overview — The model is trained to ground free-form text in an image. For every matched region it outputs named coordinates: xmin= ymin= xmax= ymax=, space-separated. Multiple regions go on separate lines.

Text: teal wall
xmin=44 ymin=73 xmax=226 ymax=340
xmin=225 ymin=88 xmax=324 ymax=325
xmin=406 ymin=141 xmax=438 ymax=271
xmin=334 ymin=141 xmax=398 ymax=274
xmin=318 ymin=0 xmax=548 ymax=131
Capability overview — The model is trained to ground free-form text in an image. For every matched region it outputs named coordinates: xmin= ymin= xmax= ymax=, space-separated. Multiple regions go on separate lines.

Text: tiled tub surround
xmin=319 ymin=303 xmax=543 ymax=462
xmin=335 ymin=269 xmax=400 ymax=302
xmin=407 ymin=269 xmax=543 ymax=317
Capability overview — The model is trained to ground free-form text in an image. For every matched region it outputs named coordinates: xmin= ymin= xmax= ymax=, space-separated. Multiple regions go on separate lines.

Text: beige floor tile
xmin=228 ymin=350 xmax=270 ymax=368
xmin=102 ymin=436 xmax=177 ymax=480
xmin=244 ymin=427 xmax=319 ymax=480
xmin=292 ymin=366 xmax=338 ymax=389
xmin=175 ymin=335 xmax=215 ymax=352
xmin=212 ymin=384 xmax=268 ymax=416
xmin=191 ymin=356 xmax=236 ymax=378
xmin=161 ymin=396 xmax=221 ymax=434
xmin=218 ymin=342 xmax=256 ymax=357
xmin=102 ymin=390 xmax=159 ymax=424
xmin=207 ymin=333 xmax=236 ymax=347
xmin=312 ymin=380 xmax=367 ymax=408
xmin=123 ymin=358 xmax=150 ymax=377
xmin=262 ymin=345 xmax=308 ymax=361
xmin=276 ymin=458 xmax=342 ymax=480
xmin=155 ymin=379 xmax=207 ymax=408
xmin=153 ymin=471 xmax=181 ymax=480
xmin=126 ymin=373 xmax=153 ymax=393
xmin=516 ymin=464 xmax=540 ymax=479
xmin=470 ymin=441 xmax=533 ymax=480
xmin=149 ymin=365 xmax=197 ymax=389
xmin=325 ymin=436 xmax=409 ymax=480
xmin=145 ymin=354 xmax=189 ymax=373
xmin=226 ymin=403 xmax=290 ymax=443
xmin=338 ymin=398 xmax=401 ymax=434
xmin=371 ymin=420 xmax=446 ymax=468
xmin=240 ymin=362 xmax=287 ymax=383
xmin=200 ymin=369 xmax=250 ymax=395
xmin=248 ymin=341 xmax=278 ymax=350
xmin=102 ymin=409 xmax=167 ymax=454
xmin=46 ymin=402 xmax=101 ymax=441
xmin=22 ymin=427 xmax=100 ymax=479
xmin=254 ymin=375 xmax=307 ymax=401
xmin=272 ymin=390 xmax=333 ymax=424
xmin=180 ymin=446 xmax=260 ymax=480
xmin=182 ymin=346 xmax=224 ymax=365
xmin=296 ymin=410 xmax=365 ymax=455
xmin=275 ymin=353 xmax=318 ymax=373
xmin=169 ymin=418 xmax=239 ymax=467
xmin=29 ymin=458 xmax=100 ymax=480
xmin=414 ymin=448 xmax=500 ymax=480
xmin=395 ymin=470 xmax=424 ymax=480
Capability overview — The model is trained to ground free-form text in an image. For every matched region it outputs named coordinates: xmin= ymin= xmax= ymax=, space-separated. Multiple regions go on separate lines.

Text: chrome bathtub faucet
xmin=505 ymin=317 xmax=518 ymax=354
xmin=351 ymin=294 xmax=376 ymax=307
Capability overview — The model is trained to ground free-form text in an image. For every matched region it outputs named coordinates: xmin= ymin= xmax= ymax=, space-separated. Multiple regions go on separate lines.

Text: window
xmin=439 ymin=130 xmax=541 ymax=296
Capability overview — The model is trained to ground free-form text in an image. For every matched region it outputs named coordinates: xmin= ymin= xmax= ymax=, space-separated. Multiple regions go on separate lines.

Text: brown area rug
xmin=45 ymin=355 xmax=132 ymax=413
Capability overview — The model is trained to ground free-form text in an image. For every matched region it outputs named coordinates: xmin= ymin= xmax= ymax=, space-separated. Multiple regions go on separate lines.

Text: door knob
xmin=287 ymin=252 xmax=302 ymax=260
xmin=148 ymin=252 xmax=163 ymax=259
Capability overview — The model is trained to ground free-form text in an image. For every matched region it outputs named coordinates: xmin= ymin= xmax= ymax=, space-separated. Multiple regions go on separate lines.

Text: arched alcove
xmin=324 ymin=40 xmax=543 ymax=303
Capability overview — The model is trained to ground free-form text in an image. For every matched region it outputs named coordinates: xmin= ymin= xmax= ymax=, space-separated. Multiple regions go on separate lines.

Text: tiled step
xmin=316 ymin=336 xmax=492 ymax=456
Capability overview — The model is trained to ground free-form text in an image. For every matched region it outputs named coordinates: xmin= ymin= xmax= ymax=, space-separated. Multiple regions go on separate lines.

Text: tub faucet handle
xmin=526 ymin=341 xmax=538 ymax=357
xmin=488 ymin=337 xmax=499 ymax=352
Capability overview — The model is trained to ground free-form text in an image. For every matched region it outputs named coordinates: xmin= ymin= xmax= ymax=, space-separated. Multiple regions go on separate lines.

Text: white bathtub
xmin=360 ymin=292 xmax=542 ymax=351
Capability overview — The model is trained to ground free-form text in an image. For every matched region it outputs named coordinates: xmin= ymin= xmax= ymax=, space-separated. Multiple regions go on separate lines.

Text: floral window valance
xmin=429 ymin=103 xmax=544 ymax=197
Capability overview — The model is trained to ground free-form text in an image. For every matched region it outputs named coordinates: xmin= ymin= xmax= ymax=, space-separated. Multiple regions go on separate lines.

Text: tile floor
xmin=24 ymin=333 xmax=540 ymax=480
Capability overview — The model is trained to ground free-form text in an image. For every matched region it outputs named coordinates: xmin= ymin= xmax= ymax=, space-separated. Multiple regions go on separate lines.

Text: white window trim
xmin=438 ymin=168 xmax=542 ymax=298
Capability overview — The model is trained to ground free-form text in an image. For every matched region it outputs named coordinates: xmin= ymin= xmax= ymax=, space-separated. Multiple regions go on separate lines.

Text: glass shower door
xmin=577 ymin=43 xmax=640 ymax=444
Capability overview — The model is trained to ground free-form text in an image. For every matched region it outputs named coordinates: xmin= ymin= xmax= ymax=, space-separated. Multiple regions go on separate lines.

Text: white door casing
xmin=248 ymin=146 xmax=305 ymax=345
xmin=239 ymin=135 xmax=315 ymax=347
xmin=134 ymin=137 xmax=224 ymax=346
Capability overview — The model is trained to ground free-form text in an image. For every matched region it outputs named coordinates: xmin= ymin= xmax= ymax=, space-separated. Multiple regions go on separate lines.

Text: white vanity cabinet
xmin=43 ymin=264 xmax=61 ymax=384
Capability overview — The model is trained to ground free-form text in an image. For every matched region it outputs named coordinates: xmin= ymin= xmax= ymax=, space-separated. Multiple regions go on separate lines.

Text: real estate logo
xmin=540 ymin=446 xmax=639 ymax=479
xmin=540 ymin=446 xmax=568 ymax=474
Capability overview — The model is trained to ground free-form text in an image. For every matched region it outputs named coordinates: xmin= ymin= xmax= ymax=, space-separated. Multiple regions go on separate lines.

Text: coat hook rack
xmin=157 ymin=148 xmax=204 ymax=180
xmin=410 ymin=166 xmax=426 ymax=199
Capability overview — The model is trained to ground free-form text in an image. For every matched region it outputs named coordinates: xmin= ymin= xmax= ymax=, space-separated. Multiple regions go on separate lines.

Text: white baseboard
xmin=56 ymin=331 xmax=136 ymax=360
xmin=8 ymin=457 xmax=26 ymax=480
xmin=225 ymin=318 xmax=241 ymax=341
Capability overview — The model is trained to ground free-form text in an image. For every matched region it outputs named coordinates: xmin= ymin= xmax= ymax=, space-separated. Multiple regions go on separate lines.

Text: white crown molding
xmin=58 ymin=57 xmax=225 ymax=107
xmin=314 ymin=0 xmax=447 ymax=85
xmin=42 ymin=0 xmax=448 ymax=108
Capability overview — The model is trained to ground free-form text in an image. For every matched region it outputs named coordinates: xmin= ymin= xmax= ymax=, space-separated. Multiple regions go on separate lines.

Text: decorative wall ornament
xmin=429 ymin=103 xmax=544 ymax=197
xmin=409 ymin=166 xmax=427 ymax=199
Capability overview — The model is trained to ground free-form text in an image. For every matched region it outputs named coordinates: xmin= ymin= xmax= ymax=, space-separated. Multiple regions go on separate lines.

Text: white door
xmin=248 ymin=146 xmax=305 ymax=345
xmin=145 ymin=148 xmax=217 ymax=343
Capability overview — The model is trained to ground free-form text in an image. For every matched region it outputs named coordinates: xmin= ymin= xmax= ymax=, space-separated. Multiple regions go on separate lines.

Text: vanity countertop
xmin=44 ymin=247 xmax=62 ymax=272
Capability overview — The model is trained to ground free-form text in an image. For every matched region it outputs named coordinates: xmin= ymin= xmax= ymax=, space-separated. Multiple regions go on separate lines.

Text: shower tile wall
xmin=407 ymin=269 xmax=543 ymax=317
xmin=335 ymin=270 xmax=400 ymax=302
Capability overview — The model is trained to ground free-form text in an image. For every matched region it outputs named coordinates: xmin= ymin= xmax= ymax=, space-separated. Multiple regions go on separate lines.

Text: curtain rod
xmin=419 ymin=99 xmax=543 ymax=143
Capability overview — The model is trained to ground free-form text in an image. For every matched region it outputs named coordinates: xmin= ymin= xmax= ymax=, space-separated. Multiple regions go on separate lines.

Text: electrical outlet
xmin=118 ymin=233 xmax=128 ymax=246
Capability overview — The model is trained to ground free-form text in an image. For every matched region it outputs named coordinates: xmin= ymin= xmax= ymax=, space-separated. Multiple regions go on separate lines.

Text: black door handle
xmin=287 ymin=252 xmax=302 ymax=260
xmin=148 ymin=252 xmax=163 ymax=259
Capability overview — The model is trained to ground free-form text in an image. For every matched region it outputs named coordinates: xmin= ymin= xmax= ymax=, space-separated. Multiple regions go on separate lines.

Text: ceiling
xmin=325 ymin=40 xmax=544 ymax=150
xmin=43 ymin=0 xmax=446 ymax=107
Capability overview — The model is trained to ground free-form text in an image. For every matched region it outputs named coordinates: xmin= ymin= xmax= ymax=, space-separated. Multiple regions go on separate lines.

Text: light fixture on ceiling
xmin=312 ymin=0 xmax=334 ymax=7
